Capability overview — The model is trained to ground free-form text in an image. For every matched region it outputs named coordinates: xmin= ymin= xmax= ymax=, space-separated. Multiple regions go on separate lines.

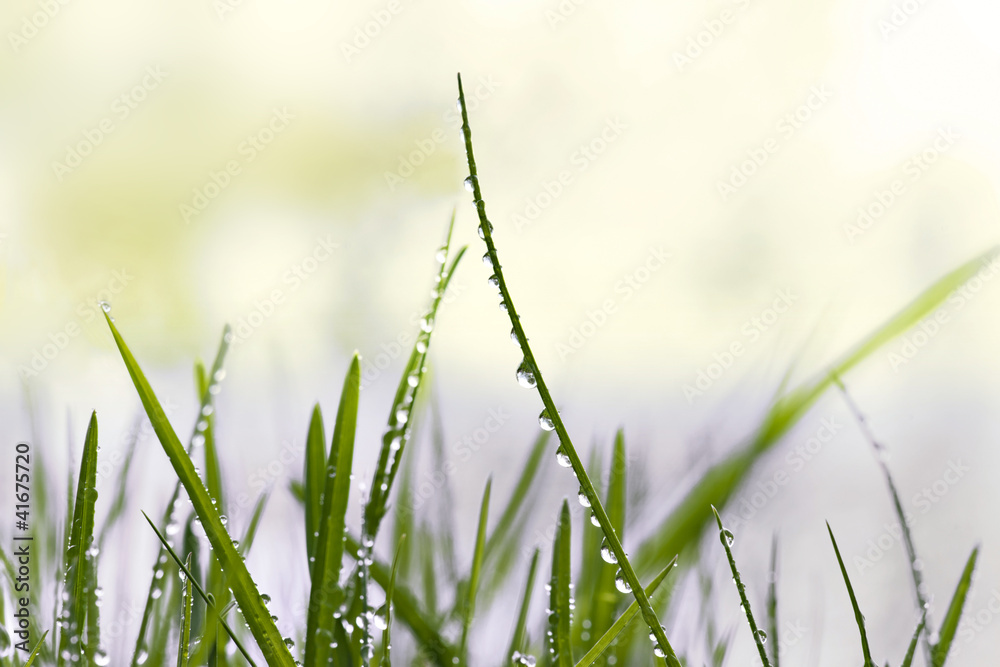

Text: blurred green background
xmin=3 ymin=0 xmax=1000 ymax=664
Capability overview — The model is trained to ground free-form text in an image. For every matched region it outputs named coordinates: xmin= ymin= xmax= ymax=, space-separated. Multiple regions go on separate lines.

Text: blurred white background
xmin=3 ymin=0 xmax=1000 ymax=663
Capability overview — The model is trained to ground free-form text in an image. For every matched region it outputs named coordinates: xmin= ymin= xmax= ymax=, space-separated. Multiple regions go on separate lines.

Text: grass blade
xmin=363 ymin=211 xmax=467 ymax=543
xmin=590 ymin=431 xmax=627 ymax=640
xmin=712 ymin=507 xmax=770 ymax=667
xmin=457 ymin=71 xmax=680 ymax=667
xmin=177 ymin=555 xmax=194 ymax=667
xmin=104 ymin=314 xmax=294 ymax=666
xmin=766 ymin=535 xmax=779 ymax=667
xmin=379 ymin=535 xmax=405 ymax=667
xmin=304 ymin=404 xmax=326 ymax=578
xmin=141 ymin=512 xmax=258 ymax=666
xmin=460 ymin=478 xmax=492 ymax=663
xmin=58 ymin=411 xmax=99 ymax=666
xmin=931 ymin=546 xmax=978 ymax=667
xmin=901 ymin=613 xmax=927 ymax=667
xmin=305 ymin=354 xmax=361 ymax=666
xmin=827 ymin=522 xmax=875 ymax=667
xmin=238 ymin=491 xmax=270 ymax=558
xmin=636 ymin=246 xmax=999 ymax=574
xmin=546 ymin=501 xmax=573 ymax=667
xmin=22 ymin=630 xmax=49 ymax=667
xmin=574 ymin=556 xmax=678 ymax=667
xmin=506 ymin=549 xmax=540 ymax=665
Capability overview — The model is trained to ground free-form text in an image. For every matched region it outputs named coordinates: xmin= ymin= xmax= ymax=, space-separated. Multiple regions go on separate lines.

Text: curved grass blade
xmin=379 ymin=535 xmax=406 ymax=667
xmin=931 ymin=546 xmax=978 ymax=667
xmin=766 ymin=535 xmax=779 ymax=667
xmin=574 ymin=556 xmax=678 ymax=667
xmin=238 ymin=491 xmax=270 ymax=557
xmin=712 ymin=507 xmax=770 ymax=667
xmin=827 ymin=522 xmax=875 ymax=667
xmin=457 ymin=71 xmax=680 ymax=667
xmin=58 ymin=411 xmax=99 ymax=666
xmin=506 ymin=549 xmax=540 ymax=666
xmin=546 ymin=501 xmax=573 ymax=667
xmin=305 ymin=354 xmax=361 ymax=667
xmin=178 ymin=554 xmax=194 ymax=667
xmin=834 ymin=376 xmax=932 ymax=642
xmin=364 ymin=212 xmax=468 ymax=543
xmin=131 ymin=326 xmax=232 ymax=667
xmin=22 ymin=630 xmax=49 ymax=667
xmin=901 ymin=613 xmax=926 ymax=667
xmin=304 ymin=404 xmax=326 ymax=578
xmin=460 ymin=478 xmax=492 ymax=664
xmin=104 ymin=315 xmax=294 ymax=667
xmin=590 ymin=432 xmax=627 ymax=641
xmin=636 ymin=246 xmax=999 ymax=574
xmin=141 ymin=512 xmax=257 ymax=666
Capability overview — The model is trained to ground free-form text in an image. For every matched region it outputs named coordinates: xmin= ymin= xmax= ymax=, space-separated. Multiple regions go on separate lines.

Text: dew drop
xmin=516 ymin=360 xmax=536 ymax=388
xmin=577 ymin=487 xmax=591 ymax=507
xmin=653 ymin=645 xmax=666 ymax=658
xmin=589 ymin=511 xmax=600 ymax=527
xmin=99 ymin=301 xmax=111 ymax=313
xmin=614 ymin=571 xmax=632 ymax=594
xmin=721 ymin=529 xmax=735 ymax=547
xmin=488 ymin=274 xmax=500 ymax=288
xmin=600 ymin=541 xmax=618 ymax=564
xmin=539 ymin=409 xmax=556 ymax=431
xmin=463 ymin=175 xmax=476 ymax=192
xmin=478 ymin=221 xmax=493 ymax=239
xmin=755 ymin=629 xmax=767 ymax=644
xmin=499 ymin=300 xmax=508 ymax=313
xmin=555 ymin=446 xmax=572 ymax=468
xmin=482 ymin=252 xmax=493 ymax=268
xmin=435 ymin=247 xmax=447 ymax=264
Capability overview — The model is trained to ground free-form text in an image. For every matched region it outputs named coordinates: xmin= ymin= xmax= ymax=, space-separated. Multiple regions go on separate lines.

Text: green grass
xmin=0 ymin=74 xmax=992 ymax=667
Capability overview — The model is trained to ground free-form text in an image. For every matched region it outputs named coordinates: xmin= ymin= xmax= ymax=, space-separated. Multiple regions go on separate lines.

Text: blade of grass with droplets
xmin=574 ymin=556 xmax=678 ymax=667
xmin=195 ymin=361 xmax=225 ymax=518
xmin=379 ymin=536 xmax=405 ymax=667
xmin=766 ymin=535 xmax=779 ymax=667
xmin=834 ymin=376 xmax=932 ymax=640
xmin=304 ymin=404 xmax=326 ymax=578
xmin=104 ymin=315 xmax=294 ymax=667
xmin=141 ymin=512 xmax=257 ymax=666
xmin=456 ymin=71 xmax=680 ymax=667
xmin=343 ymin=531 xmax=459 ymax=665
xmin=58 ymin=411 xmax=99 ymax=666
xmin=460 ymin=478 xmax=492 ymax=664
xmin=131 ymin=326 xmax=232 ymax=667
xmin=901 ymin=613 xmax=926 ymax=667
xmin=547 ymin=501 xmax=573 ymax=667
xmin=22 ymin=630 xmax=49 ymax=667
xmin=635 ymin=246 xmax=999 ymax=574
xmin=364 ymin=212 xmax=467 ymax=542
xmin=827 ymin=522 xmax=875 ymax=667
xmin=590 ymin=431 xmax=628 ymax=641
xmin=305 ymin=354 xmax=360 ymax=667
xmin=238 ymin=491 xmax=270 ymax=557
xmin=178 ymin=554 xmax=193 ymax=667
xmin=506 ymin=548 xmax=540 ymax=666
xmin=931 ymin=546 xmax=978 ymax=667
xmin=712 ymin=507 xmax=770 ymax=667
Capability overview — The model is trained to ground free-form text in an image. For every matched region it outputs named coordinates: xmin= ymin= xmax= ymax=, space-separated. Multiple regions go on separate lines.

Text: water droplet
xmin=99 ymin=301 xmax=111 ymax=313
xmin=721 ymin=529 xmax=735 ymax=547
xmin=589 ymin=511 xmax=600 ymax=527
xmin=478 ymin=221 xmax=493 ymax=239
xmin=614 ymin=571 xmax=632 ymax=594
xmin=435 ymin=247 xmax=447 ymax=264
xmin=755 ymin=629 xmax=767 ymax=644
xmin=510 ymin=327 xmax=518 ymax=343
xmin=539 ymin=409 xmax=556 ymax=431
xmin=653 ymin=645 xmax=667 ymax=658
xmin=516 ymin=360 xmax=536 ymax=388
xmin=482 ymin=252 xmax=493 ymax=268
xmin=488 ymin=274 xmax=500 ymax=288
xmin=499 ymin=300 xmax=508 ymax=313
xmin=577 ymin=487 xmax=591 ymax=507
xmin=420 ymin=317 xmax=434 ymax=333
xmin=600 ymin=541 xmax=618 ymax=564
xmin=463 ymin=175 xmax=477 ymax=192
xmin=555 ymin=446 xmax=571 ymax=468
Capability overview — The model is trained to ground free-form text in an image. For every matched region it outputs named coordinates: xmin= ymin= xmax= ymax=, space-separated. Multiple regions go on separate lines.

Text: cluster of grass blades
xmin=0 ymin=73 xmax=993 ymax=666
